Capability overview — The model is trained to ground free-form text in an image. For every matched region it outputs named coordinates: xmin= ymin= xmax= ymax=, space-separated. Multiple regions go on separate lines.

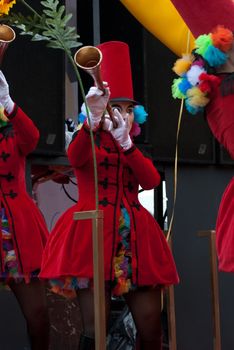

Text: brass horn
xmin=0 ymin=24 xmax=15 ymax=66
xmin=74 ymin=46 xmax=117 ymax=128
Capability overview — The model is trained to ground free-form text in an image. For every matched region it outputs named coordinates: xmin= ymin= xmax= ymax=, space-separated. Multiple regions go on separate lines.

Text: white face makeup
xmin=110 ymin=101 xmax=134 ymax=132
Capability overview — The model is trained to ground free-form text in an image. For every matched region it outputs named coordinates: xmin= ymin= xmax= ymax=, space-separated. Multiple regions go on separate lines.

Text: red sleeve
xmin=67 ymin=123 xmax=93 ymax=168
xmin=206 ymin=83 xmax=234 ymax=160
xmin=6 ymin=105 xmax=39 ymax=155
xmin=124 ymin=145 xmax=161 ymax=190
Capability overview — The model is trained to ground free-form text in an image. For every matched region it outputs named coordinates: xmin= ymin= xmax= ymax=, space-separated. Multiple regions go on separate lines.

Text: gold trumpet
xmin=74 ymin=46 xmax=118 ymax=128
xmin=0 ymin=24 xmax=15 ymax=65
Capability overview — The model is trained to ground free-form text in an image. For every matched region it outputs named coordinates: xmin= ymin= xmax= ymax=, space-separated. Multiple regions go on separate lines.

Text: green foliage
xmin=5 ymin=0 xmax=82 ymax=51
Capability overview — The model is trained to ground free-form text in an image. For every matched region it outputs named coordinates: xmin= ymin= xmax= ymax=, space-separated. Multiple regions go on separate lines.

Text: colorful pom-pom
xmin=191 ymin=58 xmax=204 ymax=68
xmin=186 ymin=65 xmax=205 ymax=86
xmin=185 ymin=99 xmax=203 ymax=115
xmin=186 ymin=87 xmax=209 ymax=108
xmin=172 ymin=54 xmax=194 ymax=76
xmin=178 ymin=78 xmax=192 ymax=95
xmin=78 ymin=112 xmax=87 ymax=123
xmin=133 ymin=105 xmax=148 ymax=124
xmin=172 ymin=78 xmax=186 ymax=99
xmin=195 ymin=34 xmax=212 ymax=56
xmin=211 ymin=25 xmax=233 ymax=52
xmin=199 ymin=73 xmax=221 ymax=93
xmin=203 ymin=45 xmax=228 ymax=67
xmin=195 ymin=26 xmax=231 ymax=67
xmin=172 ymin=25 xmax=232 ymax=116
xmin=130 ymin=122 xmax=141 ymax=137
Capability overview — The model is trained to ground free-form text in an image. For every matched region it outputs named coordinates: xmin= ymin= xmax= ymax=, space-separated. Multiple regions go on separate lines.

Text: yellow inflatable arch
xmin=120 ymin=0 xmax=195 ymax=56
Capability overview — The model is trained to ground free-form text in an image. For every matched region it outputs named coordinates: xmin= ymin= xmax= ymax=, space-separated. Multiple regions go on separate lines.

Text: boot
xmin=78 ymin=334 xmax=95 ymax=350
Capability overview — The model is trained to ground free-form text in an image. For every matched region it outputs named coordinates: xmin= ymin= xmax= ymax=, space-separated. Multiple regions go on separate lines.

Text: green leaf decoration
xmin=5 ymin=0 xmax=82 ymax=51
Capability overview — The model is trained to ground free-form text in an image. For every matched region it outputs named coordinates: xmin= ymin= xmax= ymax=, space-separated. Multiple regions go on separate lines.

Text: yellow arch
xmin=120 ymin=0 xmax=195 ymax=56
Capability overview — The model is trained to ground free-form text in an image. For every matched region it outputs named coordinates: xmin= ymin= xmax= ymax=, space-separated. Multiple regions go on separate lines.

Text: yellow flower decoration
xmin=0 ymin=0 xmax=16 ymax=16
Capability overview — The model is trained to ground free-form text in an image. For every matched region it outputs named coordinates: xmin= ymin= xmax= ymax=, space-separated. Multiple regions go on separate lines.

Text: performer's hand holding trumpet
xmin=83 ymin=82 xmax=110 ymax=130
xmin=74 ymin=45 xmax=118 ymax=129
xmin=80 ymin=82 xmax=133 ymax=150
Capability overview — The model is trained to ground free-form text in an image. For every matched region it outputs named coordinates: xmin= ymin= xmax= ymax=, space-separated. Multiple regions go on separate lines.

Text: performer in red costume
xmin=0 ymin=71 xmax=50 ymax=349
xmin=171 ymin=0 xmax=234 ymax=272
xmin=40 ymin=41 xmax=179 ymax=350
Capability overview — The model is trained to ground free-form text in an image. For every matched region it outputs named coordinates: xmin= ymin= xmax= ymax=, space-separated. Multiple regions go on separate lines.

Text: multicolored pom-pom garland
xmin=172 ymin=25 xmax=233 ymax=115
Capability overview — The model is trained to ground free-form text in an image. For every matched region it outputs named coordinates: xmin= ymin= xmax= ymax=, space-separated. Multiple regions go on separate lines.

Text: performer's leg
xmin=9 ymin=278 xmax=50 ymax=350
xmin=77 ymin=285 xmax=111 ymax=349
xmin=124 ymin=286 xmax=162 ymax=350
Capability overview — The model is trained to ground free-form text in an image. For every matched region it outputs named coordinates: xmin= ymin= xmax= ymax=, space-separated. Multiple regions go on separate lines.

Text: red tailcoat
xmin=206 ymin=77 xmax=234 ymax=272
xmin=0 ymin=105 xmax=49 ymax=274
xmin=40 ymin=125 xmax=179 ymax=286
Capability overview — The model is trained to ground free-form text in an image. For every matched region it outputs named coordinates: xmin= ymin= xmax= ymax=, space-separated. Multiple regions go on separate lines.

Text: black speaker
xmin=218 ymin=145 xmax=234 ymax=165
xmin=2 ymin=3 xmax=65 ymax=156
xmin=143 ymin=30 xmax=216 ymax=164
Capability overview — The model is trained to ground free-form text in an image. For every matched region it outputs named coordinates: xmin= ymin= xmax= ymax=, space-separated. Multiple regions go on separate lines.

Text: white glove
xmin=102 ymin=115 xmax=112 ymax=131
xmin=104 ymin=109 xmax=132 ymax=150
xmin=0 ymin=71 xmax=14 ymax=114
xmin=85 ymin=85 xmax=110 ymax=129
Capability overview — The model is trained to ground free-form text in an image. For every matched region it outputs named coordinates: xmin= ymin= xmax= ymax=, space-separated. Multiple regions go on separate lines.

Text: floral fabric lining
xmin=0 ymin=206 xmax=38 ymax=286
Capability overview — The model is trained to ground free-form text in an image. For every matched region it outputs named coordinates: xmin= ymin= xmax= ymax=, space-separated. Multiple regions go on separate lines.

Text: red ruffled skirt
xmin=49 ymin=205 xmax=137 ymax=298
xmin=0 ymin=206 xmax=39 ymax=287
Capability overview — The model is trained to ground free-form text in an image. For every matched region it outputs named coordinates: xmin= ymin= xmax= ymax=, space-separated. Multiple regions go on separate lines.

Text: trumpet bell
xmin=74 ymin=46 xmax=104 ymax=90
xmin=0 ymin=24 xmax=15 ymax=42
xmin=0 ymin=24 xmax=16 ymax=66
xmin=73 ymin=45 xmax=118 ymax=128
xmin=74 ymin=46 xmax=102 ymax=70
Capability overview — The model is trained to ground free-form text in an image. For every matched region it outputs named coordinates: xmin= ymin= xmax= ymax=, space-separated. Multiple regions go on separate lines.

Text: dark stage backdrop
xmin=2 ymin=2 xmax=65 ymax=156
xmin=165 ymin=165 xmax=234 ymax=350
xmin=2 ymin=1 xmax=231 ymax=163
xmin=98 ymin=0 xmax=233 ymax=165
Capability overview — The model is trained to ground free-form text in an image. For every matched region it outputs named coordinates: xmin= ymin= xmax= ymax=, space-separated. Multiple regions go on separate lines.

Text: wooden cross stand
xmin=74 ymin=209 xmax=105 ymax=350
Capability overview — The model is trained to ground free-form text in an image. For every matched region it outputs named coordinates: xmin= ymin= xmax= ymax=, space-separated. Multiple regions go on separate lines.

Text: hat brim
xmin=110 ymin=97 xmax=139 ymax=105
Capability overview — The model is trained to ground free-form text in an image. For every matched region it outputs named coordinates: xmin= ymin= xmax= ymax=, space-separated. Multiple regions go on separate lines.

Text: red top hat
xmin=97 ymin=41 xmax=137 ymax=103
xmin=171 ymin=0 xmax=234 ymax=37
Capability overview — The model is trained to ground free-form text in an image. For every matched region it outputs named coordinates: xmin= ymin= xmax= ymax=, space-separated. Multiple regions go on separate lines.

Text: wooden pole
xmin=166 ymin=235 xmax=177 ymax=350
xmin=74 ymin=210 xmax=106 ymax=350
xmin=198 ymin=230 xmax=221 ymax=350
xmin=166 ymin=285 xmax=177 ymax=350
